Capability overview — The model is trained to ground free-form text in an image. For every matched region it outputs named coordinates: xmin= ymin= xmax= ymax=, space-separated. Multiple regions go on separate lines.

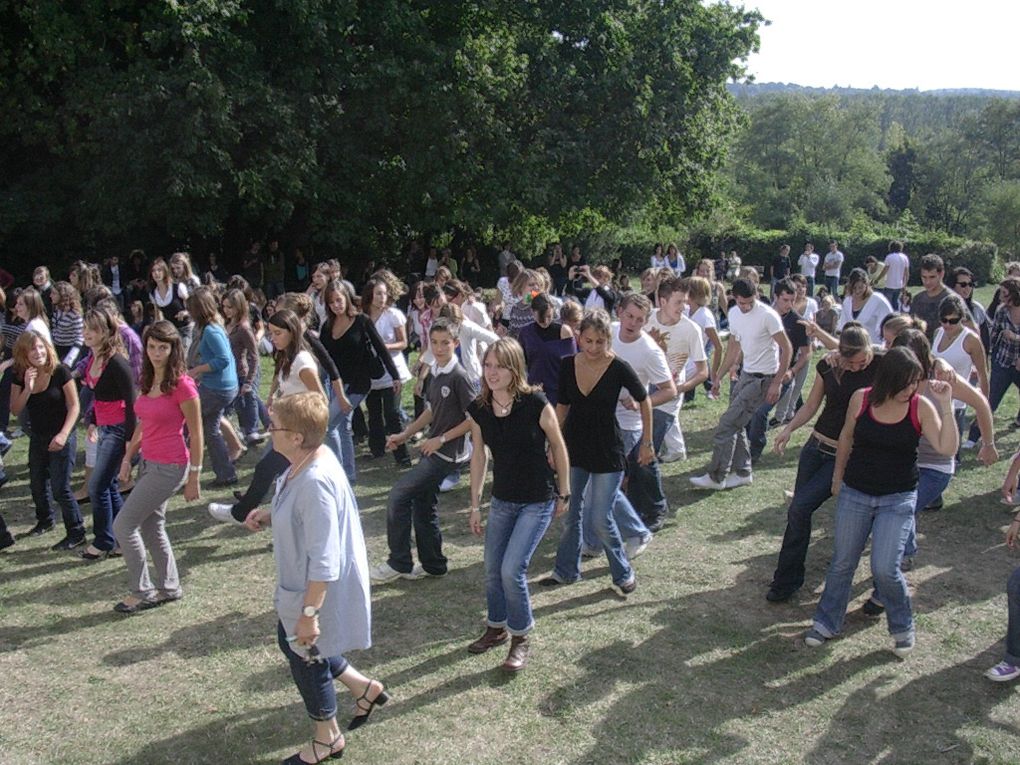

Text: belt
xmin=743 ymin=371 xmax=773 ymax=379
xmin=808 ymin=433 xmax=838 ymax=457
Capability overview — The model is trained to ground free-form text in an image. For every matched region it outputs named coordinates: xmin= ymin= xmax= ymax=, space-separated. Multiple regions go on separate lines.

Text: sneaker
xmin=580 ymin=546 xmax=600 ymax=560
xmin=861 ymin=598 xmax=885 ymax=617
xmin=26 ymin=522 xmax=54 ymax=537
xmin=625 ymin=534 xmax=652 ymax=560
xmin=690 ymin=473 xmax=726 ymax=491
xmin=439 ymin=474 xmax=460 ymax=493
xmin=768 ymin=417 xmax=781 ymax=429
xmin=612 ymin=576 xmax=637 ymax=596
xmin=783 ymin=489 xmax=795 ymax=505
xmin=370 ymin=561 xmax=423 ymax=584
xmin=804 ymin=628 xmax=828 ymax=647
xmin=723 ymin=473 xmax=753 ymax=489
xmin=961 ymin=439 xmax=976 ymax=450
xmin=900 ymin=555 xmax=914 ymax=572
xmin=985 ymin=661 xmax=1020 ymax=682
xmin=410 ymin=563 xmax=445 ymax=579
xmin=659 ymin=447 xmax=687 ymax=463
xmin=245 ymin=431 xmax=269 ymax=446
xmin=893 ymin=635 xmax=915 ymax=658
xmin=50 ymin=535 xmax=86 ymax=551
xmin=207 ymin=502 xmax=243 ymax=526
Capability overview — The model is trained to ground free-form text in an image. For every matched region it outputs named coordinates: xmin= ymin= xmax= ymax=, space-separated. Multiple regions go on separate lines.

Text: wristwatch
xmin=302 ymin=605 xmax=319 ymax=618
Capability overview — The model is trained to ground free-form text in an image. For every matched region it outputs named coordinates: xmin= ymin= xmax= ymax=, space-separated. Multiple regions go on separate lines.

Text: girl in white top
xmin=650 ymin=243 xmax=668 ymax=270
xmin=686 ymin=277 xmax=724 ymax=394
xmin=933 ymin=294 xmax=988 ymax=410
xmin=837 ymin=268 xmax=893 ymax=346
xmin=665 ymin=243 xmax=686 ymax=275
xmin=267 ymin=310 xmax=325 ymax=401
xmin=16 ymin=288 xmax=52 ymax=343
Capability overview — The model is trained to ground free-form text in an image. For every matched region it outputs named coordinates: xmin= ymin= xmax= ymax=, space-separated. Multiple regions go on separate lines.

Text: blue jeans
xmin=199 ymin=384 xmax=238 ymax=482
xmin=484 ymin=497 xmax=555 ymax=634
xmin=233 ymin=386 xmax=260 ymax=438
xmin=1005 ymin=567 xmax=1020 ymax=666
xmin=584 ymin=429 xmax=651 ymax=550
xmin=276 ymin=621 xmax=348 ymax=721
xmin=28 ymin=432 xmax=84 ymax=536
xmin=903 ymin=468 xmax=953 ymax=558
xmin=824 ymin=275 xmax=839 ymax=296
xmin=770 ymin=437 xmax=836 ymax=595
xmin=812 ymin=485 xmax=916 ymax=641
xmin=747 ymin=380 xmax=791 ymax=461
xmin=553 ymin=468 xmax=633 ymax=586
xmin=625 ymin=411 xmax=671 ymax=528
xmin=805 ymin=276 xmax=816 ymax=297
xmin=89 ymin=424 xmax=127 ymax=551
xmin=386 ymin=454 xmax=454 ymax=574
xmin=329 ymin=389 xmax=366 ymax=485
xmin=882 ymin=287 xmax=901 ymax=312
xmin=969 ymin=361 xmax=1020 ymax=442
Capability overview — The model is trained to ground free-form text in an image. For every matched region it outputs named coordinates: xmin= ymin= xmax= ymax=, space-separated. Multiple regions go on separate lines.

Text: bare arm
xmin=467 ymin=419 xmax=489 ymax=535
xmin=711 ymin=336 xmax=742 ymax=392
xmin=832 ymin=390 xmax=863 ymax=495
xmin=766 ymin=330 xmax=793 ymax=404
xmin=298 ymin=367 xmax=327 ymax=398
xmin=180 ymin=395 xmax=203 ymax=501
xmin=774 ymin=373 xmax=825 ymax=455
xmin=964 ymin=332 xmax=989 ymax=397
xmin=540 ymin=404 xmax=571 ymax=517
xmin=917 ymin=382 xmax=958 ymax=456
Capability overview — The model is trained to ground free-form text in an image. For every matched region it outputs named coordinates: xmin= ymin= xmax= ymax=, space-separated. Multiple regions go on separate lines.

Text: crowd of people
xmin=1 ymin=240 xmax=1019 ymax=763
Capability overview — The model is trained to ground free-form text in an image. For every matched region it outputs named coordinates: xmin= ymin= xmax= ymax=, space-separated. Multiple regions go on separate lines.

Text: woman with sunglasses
xmin=950 ymin=267 xmax=989 ymax=350
xmin=932 ymin=295 xmax=988 ymax=464
xmin=967 ymin=277 xmax=1020 ymax=445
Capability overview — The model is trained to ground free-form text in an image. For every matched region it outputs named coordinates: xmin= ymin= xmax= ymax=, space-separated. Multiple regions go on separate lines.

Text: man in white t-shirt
xmin=646 ymin=277 xmax=707 ymax=468
xmin=798 ymin=243 xmax=820 ymax=297
xmin=878 ymin=240 xmax=910 ymax=311
xmin=581 ymin=294 xmax=676 ymax=556
xmin=822 ymin=240 xmax=844 ymax=296
xmin=691 ymin=279 xmax=792 ymax=491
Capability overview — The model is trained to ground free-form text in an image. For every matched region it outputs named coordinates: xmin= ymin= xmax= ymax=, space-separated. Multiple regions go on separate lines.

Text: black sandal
xmin=281 ymin=732 xmax=344 ymax=763
xmin=347 ymin=681 xmax=390 ymax=731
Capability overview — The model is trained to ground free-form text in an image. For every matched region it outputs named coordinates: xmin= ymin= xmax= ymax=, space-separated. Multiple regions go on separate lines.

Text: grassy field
xmin=2 ymin=288 xmax=1019 ymax=764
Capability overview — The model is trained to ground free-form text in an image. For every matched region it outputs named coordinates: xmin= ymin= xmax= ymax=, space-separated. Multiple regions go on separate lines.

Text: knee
xmin=501 ymin=559 xmax=526 ymax=589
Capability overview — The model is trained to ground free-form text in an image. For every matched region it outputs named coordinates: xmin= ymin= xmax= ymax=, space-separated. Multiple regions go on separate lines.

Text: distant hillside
xmin=728 ymin=82 xmax=1020 ymax=99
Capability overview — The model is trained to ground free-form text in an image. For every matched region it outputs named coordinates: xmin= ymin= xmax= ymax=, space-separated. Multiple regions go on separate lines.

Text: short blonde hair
xmin=273 ymin=391 xmax=329 ymax=448
xmin=687 ymin=276 xmax=711 ymax=307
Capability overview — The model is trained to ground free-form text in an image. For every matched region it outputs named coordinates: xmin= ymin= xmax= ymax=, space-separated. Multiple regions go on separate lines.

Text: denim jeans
xmin=199 ymin=384 xmax=238 ymax=482
xmin=747 ymin=380 xmax=791 ymax=461
xmin=812 ymin=484 xmax=916 ymax=641
xmin=584 ymin=429 xmax=651 ymax=551
xmin=770 ymin=437 xmax=836 ymax=595
xmin=276 ymin=621 xmax=348 ymax=721
xmin=329 ymin=389 xmax=366 ymax=485
xmin=1005 ymin=567 xmax=1020 ymax=666
xmin=385 ymin=454 xmax=454 ymax=574
xmin=824 ymin=275 xmax=839 ymax=296
xmin=484 ymin=497 xmax=555 ymax=634
xmin=624 ymin=411 xmax=671 ymax=529
xmin=367 ymin=387 xmax=410 ymax=464
xmin=233 ymin=386 xmax=260 ymax=438
xmin=968 ymin=361 xmax=1020 ymax=442
xmin=89 ymin=424 xmax=127 ymax=551
xmin=903 ymin=468 xmax=953 ymax=558
xmin=553 ymin=468 xmax=633 ymax=586
xmin=28 ymin=432 xmax=85 ymax=536
xmin=882 ymin=287 xmax=901 ymax=312
xmin=805 ymin=276 xmax=816 ymax=297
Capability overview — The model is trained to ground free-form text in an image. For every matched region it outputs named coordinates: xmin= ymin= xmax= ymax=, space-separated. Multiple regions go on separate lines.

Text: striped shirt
xmin=991 ymin=303 xmax=1020 ymax=368
xmin=51 ymin=310 xmax=84 ymax=365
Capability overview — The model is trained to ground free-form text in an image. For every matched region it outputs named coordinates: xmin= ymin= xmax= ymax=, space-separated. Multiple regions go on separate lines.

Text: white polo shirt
xmin=726 ymin=301 xmax=783 ymax=375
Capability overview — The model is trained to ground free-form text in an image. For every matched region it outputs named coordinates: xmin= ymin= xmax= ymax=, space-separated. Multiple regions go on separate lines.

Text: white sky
xmin=742 ymin=0 xmax=1020 ymax=91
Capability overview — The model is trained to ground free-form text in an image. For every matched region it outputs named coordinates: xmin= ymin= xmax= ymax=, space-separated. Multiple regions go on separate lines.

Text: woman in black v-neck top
xmin=542 ymin=310 xmax=652 ymax=594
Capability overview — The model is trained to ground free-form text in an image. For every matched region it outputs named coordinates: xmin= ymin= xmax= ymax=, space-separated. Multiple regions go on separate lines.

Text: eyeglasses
xmin=267 ymin=425 xmax=296 ymax=433
xmin=956 ymin=282 xmax=973 ymax=288
xmin=941 ymin=316 xmax=962 ymax=325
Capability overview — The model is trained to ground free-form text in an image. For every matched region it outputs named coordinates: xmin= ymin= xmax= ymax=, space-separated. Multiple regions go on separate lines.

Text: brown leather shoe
xmin=502 ymin=635 xmax=529 ymax=672
xmin=467 ymin=626 xmax=509 ymax=654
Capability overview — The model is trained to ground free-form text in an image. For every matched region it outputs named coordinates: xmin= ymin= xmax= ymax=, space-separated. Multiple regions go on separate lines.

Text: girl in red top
xmin=112 ymin=321 xmax=203 ymax=613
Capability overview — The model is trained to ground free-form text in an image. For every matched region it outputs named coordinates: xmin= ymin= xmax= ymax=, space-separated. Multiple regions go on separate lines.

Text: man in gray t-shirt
xmin=911 ymin=254 xmax=973 ymax=341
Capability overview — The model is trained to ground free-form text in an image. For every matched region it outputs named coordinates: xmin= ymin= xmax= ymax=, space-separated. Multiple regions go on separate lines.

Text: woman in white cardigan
xmin=837 ymin=268 xmax=894 ymax=346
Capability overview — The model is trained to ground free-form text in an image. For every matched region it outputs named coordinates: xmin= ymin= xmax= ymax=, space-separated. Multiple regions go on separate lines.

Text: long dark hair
xmin=891 ymin=328 xmax=933 ymax=378
xmin=141 ymin=320 xmax=185 ymax=395
xmin=268 ymin=309 xmax=308 ymax=380
xmin=870 ymin=346 xmax=923 ymax=406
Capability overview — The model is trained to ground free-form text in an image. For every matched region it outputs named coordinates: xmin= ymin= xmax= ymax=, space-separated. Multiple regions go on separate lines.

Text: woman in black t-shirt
xmin=464 ymin=338 xmax=570 ymax=672
xmin=10 ymin=331 xmax=86 ymax=547
xmin=540 ymin=310 xmax=653 ymax=596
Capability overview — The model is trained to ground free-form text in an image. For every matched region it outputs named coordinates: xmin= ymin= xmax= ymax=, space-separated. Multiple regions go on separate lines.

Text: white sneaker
xmin=723 ymin=473 xmax=753 ymax=489
xmin=659 ymin=447 xmax=687 ymax=463
xmin=439 ymin=474 xmax=460 ymax=493
xmin=690 ymin=473 xmax=725 ymax=490
xmin=207 ymin=502 xmax=242 ymax=526
xmin=961 ymin=439 xmax=976 ymax=450
xmin=370 ymin=561 xmax=425 ymax=584
xmin=625 ymin=534 xmax=652 ymax=560
xmin=411 ymin=563 xmax=445 ymax=579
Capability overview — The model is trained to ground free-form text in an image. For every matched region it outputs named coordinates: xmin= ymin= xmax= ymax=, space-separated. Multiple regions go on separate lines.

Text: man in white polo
xmin=691 ymin=278 xmax=792 ymax=490
xmin=878 ymin=240 xmax=910 ymax=311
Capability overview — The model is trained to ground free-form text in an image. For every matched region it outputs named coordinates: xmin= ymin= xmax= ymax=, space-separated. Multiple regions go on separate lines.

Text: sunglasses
xmin=941 ymin=316 xmax=962 ymax=325
xmin=956 ymin=282 xmax=973 ymax=288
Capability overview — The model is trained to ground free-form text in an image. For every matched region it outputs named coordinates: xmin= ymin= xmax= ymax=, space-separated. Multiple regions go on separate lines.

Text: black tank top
xmin=843 ymin=388 xmax=921 ymax=495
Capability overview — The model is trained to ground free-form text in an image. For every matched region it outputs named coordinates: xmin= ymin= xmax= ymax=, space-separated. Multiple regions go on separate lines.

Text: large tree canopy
xmin=0 ymin=0 xmax=761 ymax=266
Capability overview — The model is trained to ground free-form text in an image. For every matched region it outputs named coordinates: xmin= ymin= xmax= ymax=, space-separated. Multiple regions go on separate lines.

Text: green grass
xmin=2 ymin=291 xmax=1019 ymax=764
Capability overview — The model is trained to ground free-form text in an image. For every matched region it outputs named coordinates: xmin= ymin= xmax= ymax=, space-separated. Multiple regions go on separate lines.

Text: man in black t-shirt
xmin=747 ymin=279 xmax=810 ymax=461
xmin=770 ymin=244 xmax=792 ymax=300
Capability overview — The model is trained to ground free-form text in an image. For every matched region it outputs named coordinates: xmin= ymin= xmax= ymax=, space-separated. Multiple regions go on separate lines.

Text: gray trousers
xmin=775 ymin=360 xmax=810 ymax=423
xmin=112 ymin=460 xmax=186 ymax=600
xmin=708 ymin=372 xmax=772 ymax=482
